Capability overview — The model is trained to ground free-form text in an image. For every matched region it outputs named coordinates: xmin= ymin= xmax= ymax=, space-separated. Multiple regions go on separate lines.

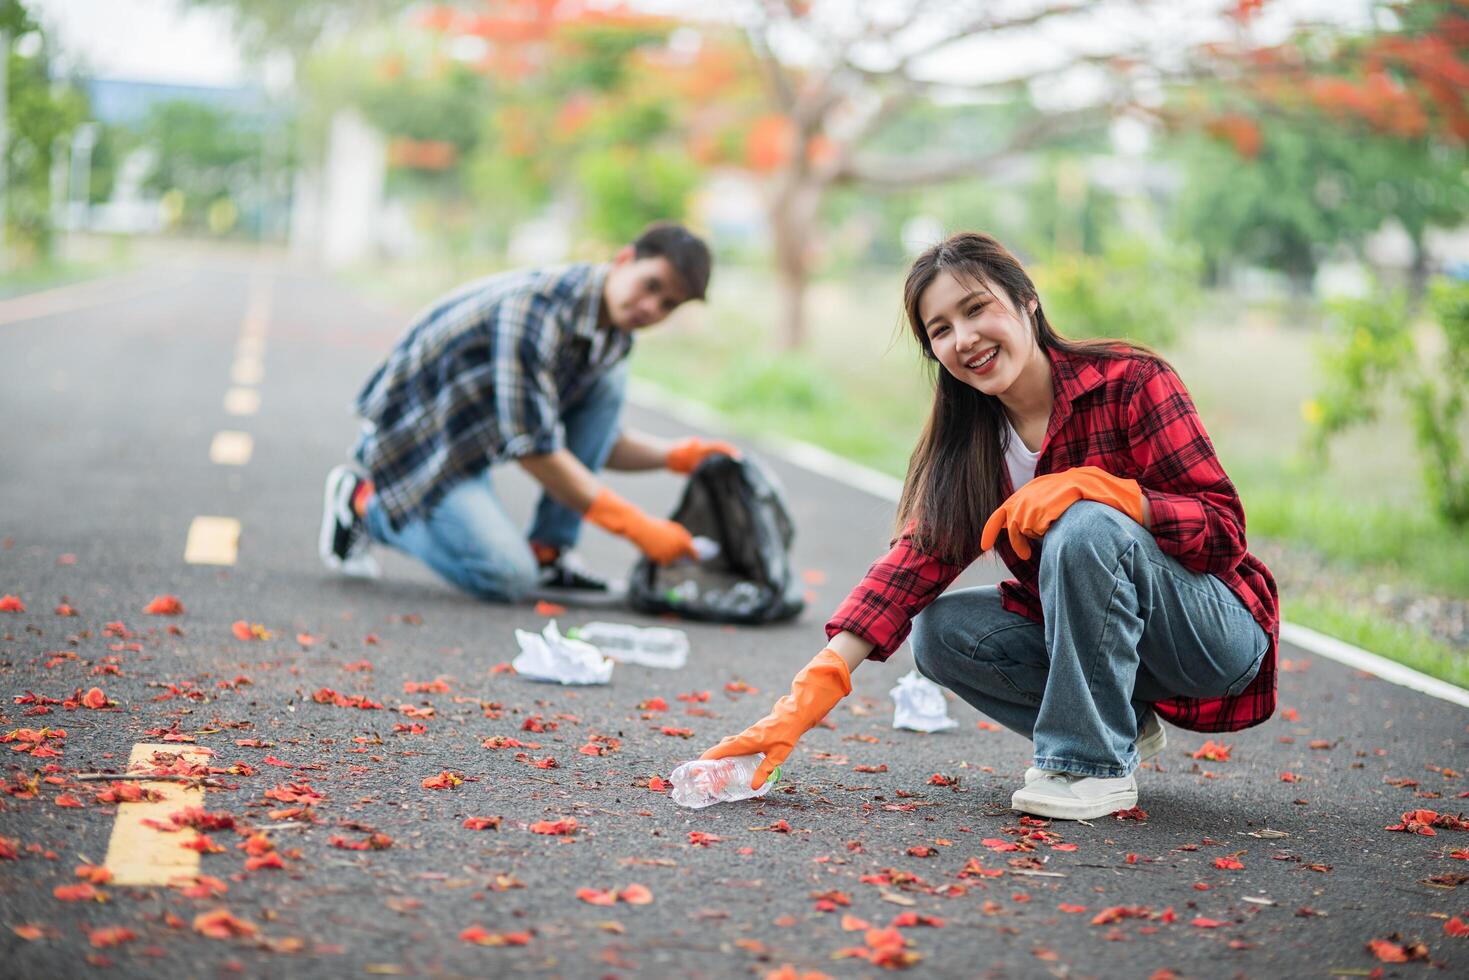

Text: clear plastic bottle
xmin=568 ymin=622 xmax=689 ymax=670
xmin=669 ymin=754 xmax=781 ymax=809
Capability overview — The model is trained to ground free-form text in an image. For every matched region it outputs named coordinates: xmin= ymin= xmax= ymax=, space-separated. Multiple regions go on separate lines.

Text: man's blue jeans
xmin=363 ymin=366 xmax=628 ymax=602
xmin=910 ymin=501 xmax=1268 ymax=778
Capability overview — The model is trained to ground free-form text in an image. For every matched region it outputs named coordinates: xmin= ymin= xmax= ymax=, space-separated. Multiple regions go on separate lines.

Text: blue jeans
xmin=363 ymin=366 xmax=627 ymax=602
xmin=910 ymin=501 xmax=1268 ymax=778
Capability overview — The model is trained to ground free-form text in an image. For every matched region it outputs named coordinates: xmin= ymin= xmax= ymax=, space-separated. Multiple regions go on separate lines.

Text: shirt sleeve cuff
xmin=825 ymin=592 xmax=913 ymax=663
xmin=502 ymin=428 xmax=564 ymax=459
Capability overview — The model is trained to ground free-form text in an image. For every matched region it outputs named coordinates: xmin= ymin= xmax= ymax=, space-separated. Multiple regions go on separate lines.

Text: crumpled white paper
xmin=512 ymin=620 xmax=614 ymax=685
xmin=889 ymin=669 xmax=958 ymax=732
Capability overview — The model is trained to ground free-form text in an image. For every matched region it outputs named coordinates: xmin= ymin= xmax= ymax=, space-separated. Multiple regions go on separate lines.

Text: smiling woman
xmin=701 ymin=230 xmax=1282 ymax=823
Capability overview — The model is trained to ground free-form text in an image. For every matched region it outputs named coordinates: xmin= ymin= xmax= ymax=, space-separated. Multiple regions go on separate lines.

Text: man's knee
xmin=459 ymin=551 xmax=538 ymax=603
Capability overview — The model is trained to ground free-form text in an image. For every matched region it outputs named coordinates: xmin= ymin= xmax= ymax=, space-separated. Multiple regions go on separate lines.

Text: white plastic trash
xmin=569 ymin=622 xmax=688 ymax=670
xmin=889 ymin=669 xmax=958 ymax=732
xmin=511 ymin=620 xmax=614 ymax=685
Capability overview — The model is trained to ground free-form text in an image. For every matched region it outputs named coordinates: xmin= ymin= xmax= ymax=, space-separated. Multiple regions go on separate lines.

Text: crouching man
xmin=319 ymin=222 xmax=735 ymax=600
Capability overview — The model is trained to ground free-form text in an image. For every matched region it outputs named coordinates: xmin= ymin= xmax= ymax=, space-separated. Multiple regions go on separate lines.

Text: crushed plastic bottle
xmin=665 ymin=580 xmax=700 ymax=604
xmin=669 ymin=754 xmax=780 ymax=809
xmin=699 ymin=581 xmax=768 ymax=618
xmin=568 ymin=622 xmax=689 ymax=670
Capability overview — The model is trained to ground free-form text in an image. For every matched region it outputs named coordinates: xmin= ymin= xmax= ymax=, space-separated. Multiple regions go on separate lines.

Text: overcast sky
xmin=36 ymin=0 xmax=247 ymax=86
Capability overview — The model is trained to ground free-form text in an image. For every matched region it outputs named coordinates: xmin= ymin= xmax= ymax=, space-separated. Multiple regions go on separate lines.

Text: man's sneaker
xmin=319 ymin=464 xmax=380 ymax=579
xmin=537 ymin=552 xmax=610 ymax=593
xmin=1023 ymin=712 xmax=1167 ymax=784
xmin=1011 ymin=772 xmax=1138 ymax=821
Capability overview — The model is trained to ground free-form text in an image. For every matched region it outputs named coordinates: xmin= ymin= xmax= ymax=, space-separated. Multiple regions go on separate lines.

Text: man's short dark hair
xmin=632 ymin=222 xmax=711 ymax=302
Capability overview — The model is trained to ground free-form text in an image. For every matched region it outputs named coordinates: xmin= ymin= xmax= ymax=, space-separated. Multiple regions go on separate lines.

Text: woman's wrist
xmin=826 ymin=631 xmax=873 ymax=674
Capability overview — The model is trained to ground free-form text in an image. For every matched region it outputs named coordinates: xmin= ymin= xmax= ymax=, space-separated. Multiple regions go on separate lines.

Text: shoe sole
xmin=1023 ymin=721 xmax=1167 ymax=785
xmin=1010 ymin=783 xmax=1139 ymax=821
xmin=319 ymin=465 xmax=356 ymax=565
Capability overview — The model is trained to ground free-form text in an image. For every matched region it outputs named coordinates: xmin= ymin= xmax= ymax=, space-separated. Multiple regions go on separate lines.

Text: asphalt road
xmin=1 ymin=258 xmax=1466 ymax=979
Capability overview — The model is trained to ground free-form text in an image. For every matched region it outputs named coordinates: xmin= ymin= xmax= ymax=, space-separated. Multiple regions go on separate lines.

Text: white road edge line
xmin=626 ymin=377 xmax=1469 ymax=708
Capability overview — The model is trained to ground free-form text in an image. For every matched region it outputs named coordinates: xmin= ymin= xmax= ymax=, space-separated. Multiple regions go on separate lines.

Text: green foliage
xmin=1031 ymin=235 xmax=1200 ymax=348
xmin=1308 ymin=279 xmax=1469 ymax=525
xmin=576 ymin=146 xmax=697 ymax=245
xmin=1171 ymin=113 xmax=1469 ymax=291
xmin=2 ymin=3 xmax=88 ymax=260
xmin=1411 ymin=280 xmax=1469 ymax=523
xmin=137 ymin=101 xmax=259 ymax=230
xmin=357 ymin=63 xmax=485 ymax=153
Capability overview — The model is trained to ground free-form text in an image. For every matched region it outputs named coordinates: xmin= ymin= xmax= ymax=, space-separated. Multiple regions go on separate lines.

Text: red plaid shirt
xmin=827 ymin=347 xmax=1279 ymax=733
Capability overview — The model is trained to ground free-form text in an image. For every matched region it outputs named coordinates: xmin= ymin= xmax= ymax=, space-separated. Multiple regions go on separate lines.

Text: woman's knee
xmin=1043 ymin=500 xmax=1139 ymax=564
xmin=909 ymin=609 xmax=946 ymax=683
xmin=910 ymin=591 xmax=987 ymax=684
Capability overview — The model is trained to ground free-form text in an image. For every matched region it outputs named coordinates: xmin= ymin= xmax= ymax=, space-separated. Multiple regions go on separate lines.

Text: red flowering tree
xmin=1173 ymin=0 xmax=1469 ymax=294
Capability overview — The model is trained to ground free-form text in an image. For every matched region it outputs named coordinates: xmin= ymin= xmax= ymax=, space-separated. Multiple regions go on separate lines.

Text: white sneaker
xmin=1011 ymin=772 xmax=1138 ymax=821
xmin=1023 ymin=712 xmax=1166 ymax=784
xmin=319 ymin=464 xmax=381 ymax=579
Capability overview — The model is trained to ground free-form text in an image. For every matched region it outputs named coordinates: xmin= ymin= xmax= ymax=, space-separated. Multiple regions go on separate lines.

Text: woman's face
xmin=918 ymin=270 xmax=1038 ymax=397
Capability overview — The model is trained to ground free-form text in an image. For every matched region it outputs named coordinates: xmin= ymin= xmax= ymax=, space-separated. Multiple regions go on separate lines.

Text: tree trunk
xmin=1406 ymin=232 xmax=1430 ymax=313
xmin=768 ymin=170 xmax=822 ymax=350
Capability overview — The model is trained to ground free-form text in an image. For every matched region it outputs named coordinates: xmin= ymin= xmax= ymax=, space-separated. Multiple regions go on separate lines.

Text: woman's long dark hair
xmin=895 ymin=232 xmax=1160 ymax=563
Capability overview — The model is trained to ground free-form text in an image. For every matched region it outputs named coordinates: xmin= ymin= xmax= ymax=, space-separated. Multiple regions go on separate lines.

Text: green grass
xmin=0 ymin=256 xmax=131 ymax=299
xmin=1241 ymin=480 xmax=1469 ymax=597
xmin=1283 ymin=597 xmax=1469 ymax=689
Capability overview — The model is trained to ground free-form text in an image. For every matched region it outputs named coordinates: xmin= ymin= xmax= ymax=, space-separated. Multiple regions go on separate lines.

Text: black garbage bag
xmin=628 ymin=454 xmax=804 ymax=624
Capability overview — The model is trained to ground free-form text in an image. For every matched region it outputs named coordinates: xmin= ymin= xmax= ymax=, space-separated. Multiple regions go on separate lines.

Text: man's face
xmin=603 ymin=250 xmax=692 ymax=332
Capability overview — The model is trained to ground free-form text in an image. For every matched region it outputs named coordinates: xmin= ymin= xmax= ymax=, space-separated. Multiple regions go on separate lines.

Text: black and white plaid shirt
xmin=352 ymin=263 xmax=629 ymax=529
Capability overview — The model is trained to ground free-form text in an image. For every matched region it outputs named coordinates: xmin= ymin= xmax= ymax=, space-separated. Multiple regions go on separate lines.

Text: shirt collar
xmin=1048 ymin=345 xmax=1107 ymax=405
xmin=1038 ymin=344 xmax=1108 ymax=453
xmin=573 ymin=264 xmax=612 ymax=343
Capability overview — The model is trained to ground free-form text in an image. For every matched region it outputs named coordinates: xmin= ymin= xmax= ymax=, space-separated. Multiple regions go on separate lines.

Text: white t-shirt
xmin=1003 ymin=416 xmax=1042 ymax=491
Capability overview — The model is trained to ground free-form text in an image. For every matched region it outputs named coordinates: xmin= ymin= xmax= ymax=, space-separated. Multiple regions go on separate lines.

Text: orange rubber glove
xmin=980 ymin=465 xmax=1145 ymax=561
xmin=701 ymin=648 xmax=853 ymax=789
xmin=585 ymin=487 xmax=697 ymax=564
xmin=666 ymin=437 xmax=741 ymax=475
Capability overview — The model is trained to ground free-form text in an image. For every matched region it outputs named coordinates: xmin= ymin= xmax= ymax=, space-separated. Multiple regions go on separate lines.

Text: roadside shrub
xmin=1307 ymin=278 xmax=1469 ymax=526
xmin=1031 ymin=235 xmax=1200 ymax=349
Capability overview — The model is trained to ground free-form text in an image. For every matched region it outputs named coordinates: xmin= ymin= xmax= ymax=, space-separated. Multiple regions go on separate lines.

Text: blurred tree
xmin=183 ymin=0 xmax=414 ymax=64
xmin=138 ymin=101 xmax=259 ymax=233
xmin=1308 ymin=277 xmax=1469 ymax=526
xmin=720 ymin=1 xmax=1288 ymax=347
xmin=403 ymin=4 xmax=704 ymax=250
xmin=2 ymin=0 xmax=88 ymax=261
xmin=1173 ymin=0 xmax=1469 ymax=296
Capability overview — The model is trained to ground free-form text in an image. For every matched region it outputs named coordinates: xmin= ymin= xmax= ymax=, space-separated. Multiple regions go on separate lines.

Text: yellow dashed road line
xmin=229 ymin=354 xmax=264 ymax=386
xmin=223 ymin=387 xmax=260 ymax=417
xmin=103 ymin=743 xmax=213 ymax=886
xmin=208 ymin=431 xmax=254 ymax=466
xmin=184 ymin=516 xmax=240 ymax=565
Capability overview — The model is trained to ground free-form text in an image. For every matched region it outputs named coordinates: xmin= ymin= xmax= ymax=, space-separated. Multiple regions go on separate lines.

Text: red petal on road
xmin=193 ymin=909 xmax=259 ymax=939
xmin=576 ymin=887 xmax=617 ymax=906
xmin=459 ymin=925 xmax=531 ymax=946
xmin=619 ymin=883 xmax=653 ymax=905
xmin=142 ymin=595 xmax=184 ymax=615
